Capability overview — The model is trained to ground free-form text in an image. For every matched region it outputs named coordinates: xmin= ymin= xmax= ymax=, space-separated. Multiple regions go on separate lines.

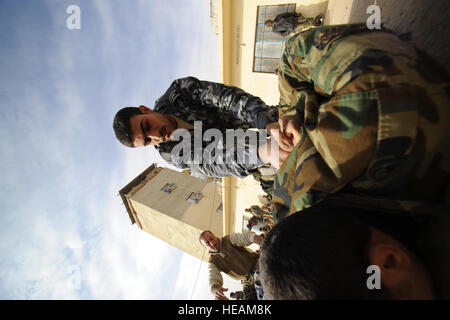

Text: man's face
xmin=265 ymin=20 xmax=275 ymax=27
xmin=129 ymin=105 xmax=177 ymax=147
xmin=366 ymin=227 xmax=434 ymax=299
xmin=201 ymin=232 xmax=220 ymax=253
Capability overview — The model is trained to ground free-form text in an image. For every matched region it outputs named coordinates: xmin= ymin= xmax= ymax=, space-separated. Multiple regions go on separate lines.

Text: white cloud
xmin=171 ymin=252 xmax=249 ymax=300
xmin=0 ymin=207 xmax=86 ymax=299
xmin=80 ymin=198 xmax=179 ymax=299
xmin=73 ymin=153 xmax=187 ymax=299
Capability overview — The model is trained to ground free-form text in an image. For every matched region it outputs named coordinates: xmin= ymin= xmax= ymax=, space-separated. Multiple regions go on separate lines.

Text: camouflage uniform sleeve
xmin=277 ymin=34 xmax=321 ymax=123
xmin=164 ymin=77 xmax=278 ymax=129
xmin=277 ymin=68 xmax=319 ymax=122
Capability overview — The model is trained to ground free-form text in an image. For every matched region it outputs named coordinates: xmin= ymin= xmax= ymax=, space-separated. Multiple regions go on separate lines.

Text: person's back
xmin=271 ymin=12 xmax=300 ymax=37
xmin=274 ymin=12 xmax=299 ymax=26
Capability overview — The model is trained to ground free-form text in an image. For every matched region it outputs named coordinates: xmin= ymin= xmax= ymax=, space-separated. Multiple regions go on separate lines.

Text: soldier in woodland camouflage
xmin=272 ymin=24 xmax=450 ymax=221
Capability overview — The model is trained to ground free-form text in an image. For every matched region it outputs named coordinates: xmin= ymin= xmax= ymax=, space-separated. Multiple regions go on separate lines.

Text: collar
xmin=209 ymin=238 xmax=224 ymax=258
xmin=173 ymin=115 xmax=194 ymax=130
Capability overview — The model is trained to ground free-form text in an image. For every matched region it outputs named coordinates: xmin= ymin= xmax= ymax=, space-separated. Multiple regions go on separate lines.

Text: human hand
xmin=257 ymin=138 xmax=291 ymax=169
xmin=211 ymin=284 xmax=229 ymax=300
xmin=258 ymin=121 xmax=295 ymax=164
xmin=253 ymin=234 xmax=265 ymax=246
xmin=265 ymin=121 xmax=279 ymax=132
xmin=278 ymin=115 xmax=302 ymax=149
xmin=268 ymin=126 xmax=294 ymax=153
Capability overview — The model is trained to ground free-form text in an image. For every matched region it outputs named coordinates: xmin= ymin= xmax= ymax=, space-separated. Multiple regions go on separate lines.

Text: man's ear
xmin=138 ymin=105 xmax=152 ymax=113
xmin=367 ymin=242 xmax=411 ymax=287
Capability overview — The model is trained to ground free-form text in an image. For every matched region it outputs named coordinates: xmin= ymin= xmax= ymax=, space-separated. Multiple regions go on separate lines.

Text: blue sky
xmin=0 ymin=0 xmax=240 ymax=299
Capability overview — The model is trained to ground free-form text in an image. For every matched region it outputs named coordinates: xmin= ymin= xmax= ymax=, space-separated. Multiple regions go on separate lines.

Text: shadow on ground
xmin=347 ymin=0 xmax=450 ymax=75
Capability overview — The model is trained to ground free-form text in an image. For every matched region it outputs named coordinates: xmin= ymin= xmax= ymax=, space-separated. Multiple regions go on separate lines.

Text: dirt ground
xmin=341 ymin=0 xmax=450 ymax=75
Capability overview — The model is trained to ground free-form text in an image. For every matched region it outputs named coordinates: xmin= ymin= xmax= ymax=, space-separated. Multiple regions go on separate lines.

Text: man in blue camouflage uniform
xmin=113 ymin=77 xmax=278 ymax=179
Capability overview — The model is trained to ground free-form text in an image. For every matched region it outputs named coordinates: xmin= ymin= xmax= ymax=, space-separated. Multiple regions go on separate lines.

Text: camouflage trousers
xmin=273 ymin=25 xmax=450 ymax=221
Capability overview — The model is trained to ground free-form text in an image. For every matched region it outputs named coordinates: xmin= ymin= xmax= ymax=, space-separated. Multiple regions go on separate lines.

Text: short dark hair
xmin=259 ymin=201 xmax=390 ymax=299
xmin=199 ymin=230 xmax=213 ymax=245
xmin=113 ymin=107 xmax=141 ymax=147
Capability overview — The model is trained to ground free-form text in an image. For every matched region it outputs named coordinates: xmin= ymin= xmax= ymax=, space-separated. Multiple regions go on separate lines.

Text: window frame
xmin=186 ymin=192 xmax=202 ymax=204
xmin=252 ymin=3 xmax=297 ymax=73
xmin=161 ymin=183 xmax=176 ymax=194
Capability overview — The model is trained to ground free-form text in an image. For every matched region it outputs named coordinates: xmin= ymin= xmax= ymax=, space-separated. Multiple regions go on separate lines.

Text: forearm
xmin=229 ymin=231 xmax=256 ymax=247
xmin=208 ymin=263 xmax=223 ymax=290
xmin=278 ymin=32 xmax=320 ymax=122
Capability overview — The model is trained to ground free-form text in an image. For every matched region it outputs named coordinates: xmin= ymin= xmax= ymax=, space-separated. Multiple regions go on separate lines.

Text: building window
xmin=187 ymin=192 xmax=202 ymax=204
xmin=161 ymin=183 xmax=176 ymax=194
xmin=253 ymin=4 xmax=296 ymax=73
